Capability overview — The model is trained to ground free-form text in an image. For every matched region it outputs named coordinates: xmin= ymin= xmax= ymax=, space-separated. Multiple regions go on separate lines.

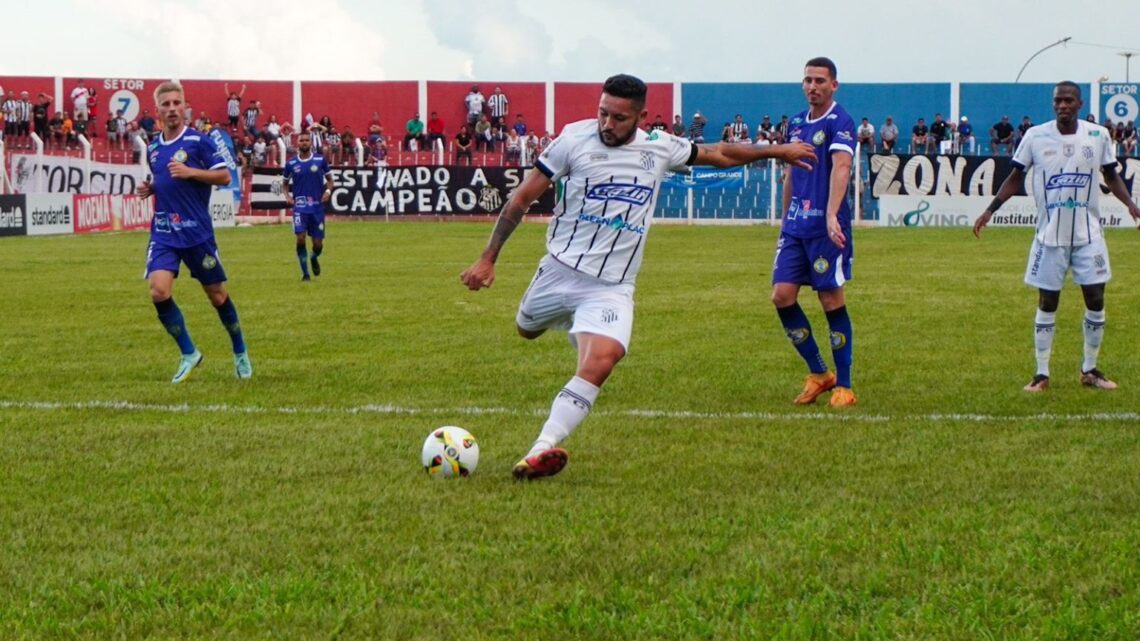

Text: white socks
xmin=527 ymin=376 xmax=600 ymax=457
xmin=1082 ymin=309 xmax=1106 ymax=373
xmin=1034 ymin=310 xmax=1056 ymax=377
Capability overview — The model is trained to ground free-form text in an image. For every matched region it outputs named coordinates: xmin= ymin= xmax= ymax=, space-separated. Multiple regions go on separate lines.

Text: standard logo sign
xmin=0 ymin=195 xmax=28 ymax=237
xmin=25 ymin=194 xmax=74 ymax=236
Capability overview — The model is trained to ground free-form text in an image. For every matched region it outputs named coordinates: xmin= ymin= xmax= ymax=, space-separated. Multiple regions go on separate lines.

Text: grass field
xmin=2 ymin=221 xmax=1139 ymax=640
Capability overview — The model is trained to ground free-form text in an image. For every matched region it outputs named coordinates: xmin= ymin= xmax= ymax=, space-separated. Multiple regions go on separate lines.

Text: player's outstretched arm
xmin=1101 ymin=164 xmax=1140 ymax=226
xmin=694 ymin=142 xmax=816 ymax=170
xmin=460 ymin=167 xmax=552 ymax=291
xmin=974 ymin=165 xmax=1024 ymax=238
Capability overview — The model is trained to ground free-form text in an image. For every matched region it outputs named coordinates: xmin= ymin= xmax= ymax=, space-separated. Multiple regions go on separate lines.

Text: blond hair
xmin=153 ymin=81 xmax=184 ymax=105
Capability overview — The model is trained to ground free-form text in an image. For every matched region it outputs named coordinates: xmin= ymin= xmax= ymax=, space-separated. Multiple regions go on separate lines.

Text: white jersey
xmin=465 ymin=92 xmax=485 ymax=116
xmin=1013 ymin=119 xmax=1116 ymax=247
xmin=536 ymin=119 xmax=696 ymax=284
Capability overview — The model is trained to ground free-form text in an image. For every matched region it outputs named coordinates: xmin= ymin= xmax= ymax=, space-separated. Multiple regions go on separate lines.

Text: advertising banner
xmin=878 ymin=195 xmax=1139 ymax=229
xmin=0 ymin=194 xmax=28 ymax=237
xmin=25 ymin=194 xmax=74 ymax=236
xmin=11 ymin=154 xmax=149 ymax=195
xmin=868 ymin=153 xmax=1140 ymax=200
xmin=251 ymin=165 xmax=554 ymax=215
xmin=663 ymin=167 xmax=746 ymax=190
xmin=73 ymin=195 xmax=116 ymax=234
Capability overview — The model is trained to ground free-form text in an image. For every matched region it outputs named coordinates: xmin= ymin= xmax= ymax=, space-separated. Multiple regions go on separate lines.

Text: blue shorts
xmin=145 ymin=238 xmax=228 ymax=285
xmin=771 ymin=231 xmax=853 ymax=291
xmin=293 ymin=210 xmax=326 ymax=239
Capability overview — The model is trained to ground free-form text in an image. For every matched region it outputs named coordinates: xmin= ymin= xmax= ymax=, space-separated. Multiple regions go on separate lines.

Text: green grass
xmin=1 ymin=222 xmax=1139 ymax=640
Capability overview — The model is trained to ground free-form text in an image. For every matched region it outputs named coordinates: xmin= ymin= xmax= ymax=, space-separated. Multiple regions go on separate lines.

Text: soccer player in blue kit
xmin=283 ymin=131 xmax=333 ymax=280
xmin=137 ymin=81 xmax=252 ymax=383
xmin=772 ymin=57 xmax=857 ymax=407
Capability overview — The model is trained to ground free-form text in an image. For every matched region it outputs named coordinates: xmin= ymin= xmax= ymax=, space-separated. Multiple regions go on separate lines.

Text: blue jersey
xmin=782 ymin=102 xmax=856 ymax=238
xmin=147 ymin=126 xmax=227 ymax=248
xmin=284 ymin=154 xmax=331 ymax=214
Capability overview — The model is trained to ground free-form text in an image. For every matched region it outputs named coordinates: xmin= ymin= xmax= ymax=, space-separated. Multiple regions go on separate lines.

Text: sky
xmin=3 ymin=0 xmax=1140 ymax=84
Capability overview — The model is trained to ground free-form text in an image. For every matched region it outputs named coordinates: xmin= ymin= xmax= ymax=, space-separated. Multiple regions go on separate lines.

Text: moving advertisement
xmin=879 ymin=195 xmax=1139 ymax=229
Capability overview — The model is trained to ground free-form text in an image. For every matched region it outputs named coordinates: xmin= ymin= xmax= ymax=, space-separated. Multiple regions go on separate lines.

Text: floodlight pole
xmin=1120 ymin=52 xmax=1135 ymax=83
xmin=1015 ymin=37 xmax=1072 ymax=83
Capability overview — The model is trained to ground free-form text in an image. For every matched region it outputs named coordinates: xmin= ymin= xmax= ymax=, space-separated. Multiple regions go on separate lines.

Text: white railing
xmin=78 ymin=135 xmax=92 ymax=193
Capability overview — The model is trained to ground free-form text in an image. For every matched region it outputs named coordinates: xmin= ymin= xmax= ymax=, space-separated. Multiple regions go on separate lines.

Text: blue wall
xmin=682 ymin=82 xmax=951 ymax=143
xmin=960 ymin=83 xmax=1060 ymax=149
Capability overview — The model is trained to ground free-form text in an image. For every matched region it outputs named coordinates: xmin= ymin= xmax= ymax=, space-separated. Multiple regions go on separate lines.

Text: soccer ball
xmin=421 ymin=426 xmax=480 ymax=478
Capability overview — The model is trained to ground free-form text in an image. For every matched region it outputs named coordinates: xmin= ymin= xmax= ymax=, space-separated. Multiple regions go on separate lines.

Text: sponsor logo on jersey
xmin=1045 ymin=173 xmax=1091 ymax=190
xmin=586 ymin=183 xmax=653 ymax=206
xmin=576 ymin=212 xmax=646 ymax=235
xmin=1046 ymin=197 xmax=1089 ymax=210
xmin=836 ymin=130 xmax=853 ymax=141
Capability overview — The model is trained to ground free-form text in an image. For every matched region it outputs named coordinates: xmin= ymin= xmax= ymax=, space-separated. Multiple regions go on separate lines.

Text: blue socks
xmin=214 ymin=296 xmax=247 ymax=354
xmin=155 ymin=297 xmax=196 ymax=355
xmin=777 ymin=303 xmax=828 ymax=374
xmin=296 ymin=244 xmax=310 ymax=278
xmin=826 ymin=306 xmax=854 ymax=389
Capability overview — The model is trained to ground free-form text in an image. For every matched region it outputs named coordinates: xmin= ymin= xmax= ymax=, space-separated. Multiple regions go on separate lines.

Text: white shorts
xmin=516 ymin=254 xmax=635 ymax=351
xmin=1024 ymin=238 xmax=1111 ymax=291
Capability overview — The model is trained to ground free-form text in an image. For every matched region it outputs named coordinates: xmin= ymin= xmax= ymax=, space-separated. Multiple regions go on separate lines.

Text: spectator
xmin=223 ymin=83 xmax=245 ymax=132
xmin=487 ymin=86 xmax=509 ymax=126
xmin=474 ymin=113 xmax=492 ymax=151
xmin=49 ymin=111 xmax=65 ymax=149
xmin=990 ymin=115 xmax=1014 ymax=155
xmin=243 ymin=99 xmax=260 ymax=138
xmin=1123 ymin=120 xmax=1137 ymax=156
xmin=512 ymin=114 xmax=527 ymax=137
xmin=426 ymin=111 xmax=446 ymax=150
xmin=1113 ymin=120 xmax=1126 ymax=154
xmin=1015 ymin=115 xmax=1034 ymax=148
xmin=239 ymin=135 xmax=254 ymax=174
xmin=404 ymin=112 xmax=425 ymax=151
xmin=139 ymin=109 xmax=157 ymax=140
xmin=127 ymin=122 xmax=143 ymax=162
xmin=929 ymin=113 xmax=949 ymax=153
xmin=490 ymin=124 xmax=506 ymax=152
xmin=857 ymin=117 xmax=875 ymax=152
xmin=671 ymin=115 xmax=686 ymax=137
xmin=86 ymin=87 xmax=99 ymax=137
xmin=1086 ymin=113 xmax=1097 ymax=124
xmin=61 ymin=113 xmax=75 ymax=149
xmin=33 ymin=92 xmax=52 ymax=146
xmin=106 ymin=109 xmax=125 ymax=150
xmin=368 ymin=112 xmax=384 ymax=144
xmin=649 ymin=114 xmax=668 ymax=131
xmin=368 ymin=137 xmax=388 ymax=166
xmin=730 ymin=114 xmax=749 ymax=142
xmin=183 ymin=102 xmax=194 ymax=125
xmin=524 ymin=130 xmax=540 ymax=164
xmin=455 ymin=125 xmax=473 ymax=164
xmin=774 ymin=114 xmax=790 ymax=144
xmin=688 ymin=111 xmax=708 ymax=142
xmin=252 ymin=135 xmax=267 ymax=167
xmin=2 ymin=90 xmax=16 ymax=146
xmin=265 ymin=114 xmax=281 ymax=142
xmin=73 ymin=112 xmax=89 ymax=142
xmin=911 ymin=117 xmax=928 ymax=153
xmin=504 ymin=127 xmax=521 ymax=165
xmin=958 ymin=116 xmax=974 ymax=154
xmin=340 ymin=126 xmax=357 ymax=163
xmin=13 ymin=91 xmax=32 ymax=149
xmin=280 ymin=122 xmax=295 ymax=154
xmin=70 ymin=79 xmax=90 ymax=119
xmin=538 ymin=130 xmax=553 ymax=153
xmin=757 ymin=115 xmax=774 ymax=140
xmin=465 ymin=85 xmax=486 ymax=127
xmin=326 ymin=127 xmax=342 ymax=164
xmin=880 ymin=116 xmax=898 ymax=151
xmin=720 ymin=122 xmax=733 ymax=142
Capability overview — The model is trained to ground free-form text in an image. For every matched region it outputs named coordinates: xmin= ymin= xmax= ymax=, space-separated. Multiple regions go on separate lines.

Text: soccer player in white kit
xmin=974 ymin=81 xmax=1140 ymax=392
xmin=460 ymin=74 xmax=817 ymax=480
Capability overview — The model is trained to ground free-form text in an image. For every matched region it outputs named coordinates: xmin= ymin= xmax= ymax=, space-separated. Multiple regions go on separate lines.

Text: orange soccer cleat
xmin=794 ymin=371 xmax=837 ymax=405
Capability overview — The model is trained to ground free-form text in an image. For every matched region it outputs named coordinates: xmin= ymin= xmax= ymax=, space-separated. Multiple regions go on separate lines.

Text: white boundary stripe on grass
xmin=1 ymin=400 xmax=1138 ymax=424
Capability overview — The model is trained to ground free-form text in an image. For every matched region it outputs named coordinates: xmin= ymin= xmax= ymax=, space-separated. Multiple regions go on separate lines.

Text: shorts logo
xmin=811 ymin=130 xmax=826 ymax=146
xmin=813 ymin=257 xmax=830 ymax=274
xmin=173 ymin=149 xmax=188 ymax=163
xmin=601 ymin=308 xmax=618 ymax=324
xmin=1094 ymin=254 xmax=1106 ymax=268
xmin=202 ymin=255 xmax=218 ymax=270
xmin=829 ymin=331 xmax=847 ymax=349
xmin=786 ymin=327 xmax=809 ymax=345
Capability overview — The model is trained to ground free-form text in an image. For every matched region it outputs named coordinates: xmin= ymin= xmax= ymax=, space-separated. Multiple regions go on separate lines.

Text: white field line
xmin=1 ymin=400 xmax=1138 ymax=424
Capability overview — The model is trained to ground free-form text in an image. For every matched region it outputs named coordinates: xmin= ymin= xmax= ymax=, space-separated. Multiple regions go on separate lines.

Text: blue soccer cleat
xmin=171 ymin=351 xmax=204 ymax=384
xmin=234 ymin=352 xmax=253 ymax=379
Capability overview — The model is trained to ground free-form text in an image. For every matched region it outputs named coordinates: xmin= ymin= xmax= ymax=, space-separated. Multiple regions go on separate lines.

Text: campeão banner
xmin=868 ymin=153 xmax=1140 ymax=199
xmin=252 ymin=165 xmax=555 ymax=215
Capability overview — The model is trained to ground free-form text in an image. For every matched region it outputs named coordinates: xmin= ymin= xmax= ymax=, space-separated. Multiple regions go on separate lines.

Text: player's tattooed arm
xmin=482 ymin=201 xmax=524 ymax=263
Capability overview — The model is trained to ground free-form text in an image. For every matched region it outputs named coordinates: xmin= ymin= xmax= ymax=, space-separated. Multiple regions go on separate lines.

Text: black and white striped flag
xmin=250 ymin=166 xmax=287 ymax=210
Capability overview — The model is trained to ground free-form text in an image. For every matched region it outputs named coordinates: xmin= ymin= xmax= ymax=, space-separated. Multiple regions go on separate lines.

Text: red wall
xmin=302 ymin=81 xmax=417 ymax=137
xmin=553 ymin=82 xmax=674 ymax=133
xmin=427 ymin=81 xmax=545 ymax=135
xmin=180 ymin=79 xmax=292 ymax=133
xmin=0 ymin=76 xmax=58 ymax=115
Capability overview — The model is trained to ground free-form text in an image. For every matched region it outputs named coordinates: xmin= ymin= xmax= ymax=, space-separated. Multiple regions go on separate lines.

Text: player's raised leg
xmin=1078 ymin=283 xmax=1116 ymax=389
xmin=514 ymin=332 xmax=620 ymax=480
xmin=150 ymin=269 xmax=202 ymax=384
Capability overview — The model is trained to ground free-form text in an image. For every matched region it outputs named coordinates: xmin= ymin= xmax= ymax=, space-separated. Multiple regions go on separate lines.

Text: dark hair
xmin=602 ymin=74 xmax=647 ymax=107
xmin=805 ymin=56 xmax=838 ymax=79
xmin=1055 ymin=80 xmax=1082 ymax=99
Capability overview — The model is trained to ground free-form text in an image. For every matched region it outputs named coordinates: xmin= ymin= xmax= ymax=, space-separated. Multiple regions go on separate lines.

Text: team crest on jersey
xmin=813 ymin=256 xmax=830 ymax=273
xmin=310 ymin=164 xmax=319 ymax=172
xmin=201 ymin=255 xmax=217 ymax=270
xmin=173 ymin=149 xmax=188 ymax=163
xmin=640 ymin=151 xmax=655 ymax=170
xmin=1063 ymin=144 xmax=1074 ymax=157
xmin=1082 ymin=146 xmax=1094 ymax=160
xmin=811 ymin=131 xmax=826 ymax=146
